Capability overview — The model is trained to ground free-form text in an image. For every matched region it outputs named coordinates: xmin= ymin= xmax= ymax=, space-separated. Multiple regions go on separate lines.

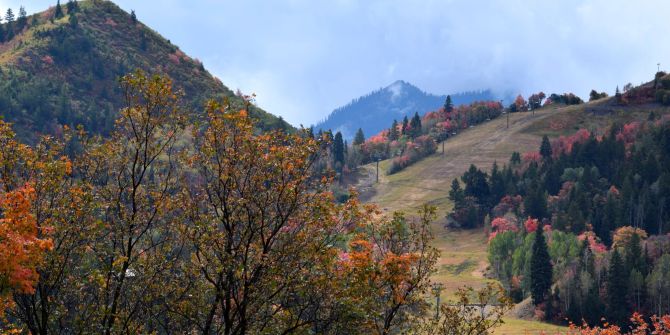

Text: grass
xmin=354 ymin=102 xmax=668 ymax=334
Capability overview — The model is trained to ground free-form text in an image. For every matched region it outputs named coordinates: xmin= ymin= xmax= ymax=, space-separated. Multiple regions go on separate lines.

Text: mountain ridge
xmin=315 ymin=79 xmax=499 ymax=140
xmin=0 ymin=0 xmax=289 ymax=143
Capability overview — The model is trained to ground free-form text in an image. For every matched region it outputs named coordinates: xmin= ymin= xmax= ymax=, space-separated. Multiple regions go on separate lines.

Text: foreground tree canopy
xmin=0 ymin=70 xmax=514 ymax=334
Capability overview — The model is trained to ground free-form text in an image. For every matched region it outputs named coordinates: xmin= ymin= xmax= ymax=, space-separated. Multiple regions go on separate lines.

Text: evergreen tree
xmin=444 ymin=95 xmax=453 ymax=113
xmin=131 ymin=9 xmax=137 ymax=23
xmin=540 ymin=135 xmax=552 ymax=160
xmin=55 ymin=0 xmax=64 ymax=19
xmin=510 ymin=152 xmax=521 ymax=165
xmin=401 ymin=116 xmax=408 ymax=135
xmin=606 ymin=249 xmax=629 ymax=326
xmin=530 ymin=226 xmax=553 ymax=306
xmin=462 ymin=164 xmax=489 ymax=201
xmin=524 ymin=181 xmax=548 ymax=220
xmin=332 ymin=131 xmax=345 ymax=169
xmin=67 ymin=0 xmax=78 ymax=13
xmin=409 ymin=112 xmax=422 ymax=138
xmin=68 ymin=11 xmax=78 ymax=27
xmin=5 ymin=8 xmax=14 ymax=23
xmin=624 ymin=232 xmax=644 ymax=274
xmin=489 ymin=162 xmax=506 ymax=207
xmin=17 ymin=6 xmax=26 ymax=29
xmin=353 ymin=128 xmax=365 ymax=145
xmin=388 ymin=119 xmax=399 ymax=141
xmin=0 ymin=22 xmax=5 ymax=43
xmin=448 ymin=179 xmax=465 ymax=209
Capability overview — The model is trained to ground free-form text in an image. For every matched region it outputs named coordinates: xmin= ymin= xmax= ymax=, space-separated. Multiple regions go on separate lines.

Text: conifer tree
xmin=606 ymin=249 xmax=629 ymax=326
xmin=55 ymin=0 xmax=64 ymax=19
xmin=333 ymin=131 xmax=345 ymax=169
xmin=401 ymin=116 xmax=408 ymax=135
xmin=540 ymin=135 xmax=552 ymax=160
xmin=67 ymin=0 xmax=77 ymax=13
xmin=409 ymin=112 xmax=422 ymax=138
xmin=68 ymin=11 xmax=78 ymax=27
xmin=17 ymin=6 xmax=26 ymax=29
xmin=5 ymin=8 xmax=14 ymax=23
xmin=530 ymin=225 xmax=552 ymax=305
xmin=130 ymin=9 xmax=137 ymax=23
xmin=444 ymin=95 xmax=453 ymax=113
xmin=449 ymin=179 xmax=465 ymax=209
xmin=353 ymin=128 xmax=365 ymax=145
xmin=388 ymin=119 xmax=399 ymax=141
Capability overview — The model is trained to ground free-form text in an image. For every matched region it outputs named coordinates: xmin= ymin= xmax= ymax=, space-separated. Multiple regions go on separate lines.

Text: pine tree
xmin=448 ymin=179 xmax=465 ymax=209
xmin=606 ymin=249 xmax=629 ymax=327
xmin=332 ymin=131 xmax=345 ymax=169
xmin=524 ymin=180 xmax=548 ymax=220
xmin=530 ymin=225 xmax=552 ymax=305
xmin=131 ymin=10 xmax=137 ymax=23
xmin=69 ymin=11 xmax=78 ymax=27
xmin=353 ymin=128 xmax=365 ymax=145
xmin=444 ymin=95 xmax=453 ymax=113
xmin=17 ymin=6 xmax=26 ymax=29
xmin=0 ymin=22 xmax=5 ymax=43
xmin=401 ymin=116 xmax=408 ymax=135
xmin=55 ymin=0 xmax=64 ymax=19
xmin=5 ymin=8 xmax=15 ymax=23
xmin=540 ymin=135 xmax=552 ymax=160
xmin=388 ymin=120 xmax=399 ymax=141
xmin=409 ymin=112 xmax=422 ymax=138
xmin=67 ymin=0 xmax=78 ymax=13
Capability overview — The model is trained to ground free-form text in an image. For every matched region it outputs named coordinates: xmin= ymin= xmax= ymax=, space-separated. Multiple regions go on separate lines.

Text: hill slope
xmin=355 ymin=96 xmax=670 ymax=333
xmin=0 ymin=0 xmax=289 ymax=142
xmin=315 ymin=80 xmax=497 ymax=139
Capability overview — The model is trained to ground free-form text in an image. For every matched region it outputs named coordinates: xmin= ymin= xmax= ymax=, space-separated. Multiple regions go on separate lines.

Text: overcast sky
xmin=2 ymin=0 xmax=669 ymax=126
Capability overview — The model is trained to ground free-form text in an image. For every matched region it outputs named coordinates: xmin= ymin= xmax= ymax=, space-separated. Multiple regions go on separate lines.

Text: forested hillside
xmin=0 ymin=0 xmax=289 ymax=143
xmin=446 ymin=73 xmax=670 ymax=328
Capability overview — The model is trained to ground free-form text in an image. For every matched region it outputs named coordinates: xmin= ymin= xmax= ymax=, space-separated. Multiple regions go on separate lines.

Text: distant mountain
xmin=0 ymin=0 xmax=289 ymax=143
xmin=314 ymin=80 xmax=498 ymax=140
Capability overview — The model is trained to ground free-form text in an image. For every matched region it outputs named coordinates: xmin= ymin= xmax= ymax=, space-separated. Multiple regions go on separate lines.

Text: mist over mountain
xmin=314 ymin=80 xmax=498 ymax=139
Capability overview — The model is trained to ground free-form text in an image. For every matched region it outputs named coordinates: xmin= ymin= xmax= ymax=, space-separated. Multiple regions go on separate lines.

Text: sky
xmin=2 ymin=0 xmax=669 ymax=126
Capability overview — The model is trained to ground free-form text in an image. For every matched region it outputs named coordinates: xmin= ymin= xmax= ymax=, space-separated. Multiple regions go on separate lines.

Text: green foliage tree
xmin=16 ymin=6 xmax=26 ymax=30
xmin=388 ymin=119 xmax=399 ymax=141
xmin=66 ymin=0 xmax=78 ymax=13
xmin=401 ymin=115 xmax=409 ymax=135
xmin=55 ymin=0 xmax=64 ymax=19
xmin=540 ymin=135 xmax=552 ymax=160
xmin=353 ymin=127 xmax=365 ymax=145
xmin=444 ymin=95 xmax=453 ymax=113
xmin=606 ymin=249 xmax=629 ymax=326
xmin=68 ymin=11 xmax=78 ymax=27
xmin=409 ymin=112 xmax=422 ymax=138
xmin=448 ymin=179 xmax=465 ymax=209
xmin=524 ymin=181 xmax=548 ymax=220
xmin=333 ymin=131 xmax=345 ymax=169
xmin=462 ymin=164 xmax=489 ymax=201
xmin=5 ymin=8 xmax=14 ymax=23
xmin=530 ymin=227 xmax=552 ymax=306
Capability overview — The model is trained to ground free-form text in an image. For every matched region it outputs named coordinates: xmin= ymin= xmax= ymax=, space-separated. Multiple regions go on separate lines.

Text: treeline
xmin=0 ymin=70 xmax=514 ymax=334
xmin=448 ymin=115 xmax=670 ymax=326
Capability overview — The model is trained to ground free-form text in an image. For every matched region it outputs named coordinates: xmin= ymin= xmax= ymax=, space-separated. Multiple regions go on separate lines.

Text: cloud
xmin=3 ymin=0 xmax=670 ymax=126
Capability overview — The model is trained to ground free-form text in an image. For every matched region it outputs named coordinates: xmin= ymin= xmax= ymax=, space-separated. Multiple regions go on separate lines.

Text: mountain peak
xmin=315 ymin=82 xmax=497 ymax=140
xmin=0 ymin=0 xmax=289 ymax=142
